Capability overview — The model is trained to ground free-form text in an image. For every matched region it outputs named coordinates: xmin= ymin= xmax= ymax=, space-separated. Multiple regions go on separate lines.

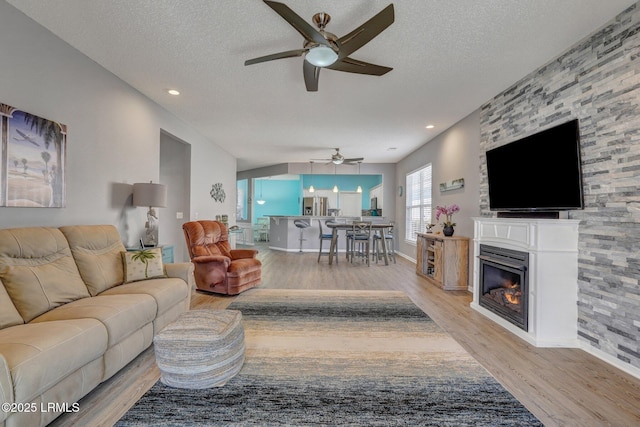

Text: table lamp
xmin=133 ymin=181 xmax=167 ymax=247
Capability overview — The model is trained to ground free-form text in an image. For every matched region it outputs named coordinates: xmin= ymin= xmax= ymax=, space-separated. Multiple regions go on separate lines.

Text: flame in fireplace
xmin=504 ymin=291 xmax=520 ymax=305
xmin=502 ymin=279 xmax=521 ymax=305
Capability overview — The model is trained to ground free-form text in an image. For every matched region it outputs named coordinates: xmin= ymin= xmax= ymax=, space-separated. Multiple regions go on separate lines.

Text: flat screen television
xmin=486 ymin=119 xmax=584 ymax=212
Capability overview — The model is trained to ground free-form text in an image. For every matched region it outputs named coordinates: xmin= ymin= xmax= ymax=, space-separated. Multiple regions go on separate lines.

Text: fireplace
xmin=472 ymin=218 xmax=579 ymax=347
xmin=478 ymin=244 xmax=529 ymax=331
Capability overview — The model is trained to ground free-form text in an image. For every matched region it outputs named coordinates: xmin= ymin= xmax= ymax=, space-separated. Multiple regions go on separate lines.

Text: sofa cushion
xmin=30 ymin=294 xmax=156 ymax=348
xmin=0 ymin=227 xmax=90 ymax=322
xmin=100 ymin=278 xmax=189 ymax=317
xmin=0 ymin=319 xmax=107 ymax=403
xmin=59 ymin=225 xmax=127 ymax=296
xmin=122 ymin=248 xmax=166 ymax=283
xmin=0 ymin=279 xmax=23 ymax=329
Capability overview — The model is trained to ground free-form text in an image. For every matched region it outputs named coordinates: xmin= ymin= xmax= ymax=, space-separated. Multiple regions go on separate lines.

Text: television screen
xmin=486 ymin=119 xmax=584 ymax=212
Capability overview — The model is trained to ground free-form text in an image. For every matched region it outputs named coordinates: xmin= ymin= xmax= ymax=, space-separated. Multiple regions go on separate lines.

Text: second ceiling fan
xmin=314 ymin=148 xmax=364 ymax=165
xmin=245 ymin=1 xmax=395 ymax=92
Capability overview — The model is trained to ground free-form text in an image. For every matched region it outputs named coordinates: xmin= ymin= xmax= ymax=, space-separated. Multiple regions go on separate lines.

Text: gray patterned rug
xmin=116 ymin=289 xmax=542 ymax=426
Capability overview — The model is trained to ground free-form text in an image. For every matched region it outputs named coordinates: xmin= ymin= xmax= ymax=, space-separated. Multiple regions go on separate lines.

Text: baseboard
xmin=580 ymin=341 xmax=640 ymax=380
xmin=396 ymin=251 xmax=416 ymax=263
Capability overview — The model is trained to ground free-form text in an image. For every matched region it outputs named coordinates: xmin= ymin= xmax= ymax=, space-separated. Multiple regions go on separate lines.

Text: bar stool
xmin=293 ymin=219 xmax=310 ymax=253
xmin=318 ymin=220 xmax=337 ymax=263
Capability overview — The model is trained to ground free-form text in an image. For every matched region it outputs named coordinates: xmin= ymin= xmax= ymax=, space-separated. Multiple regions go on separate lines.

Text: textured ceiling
xmin=7 ymin=0 xmax=635 ymax=171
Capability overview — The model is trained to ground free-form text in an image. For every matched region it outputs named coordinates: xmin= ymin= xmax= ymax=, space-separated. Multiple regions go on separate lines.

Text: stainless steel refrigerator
xmin=303 ymin=197 xmax=328 ymax=216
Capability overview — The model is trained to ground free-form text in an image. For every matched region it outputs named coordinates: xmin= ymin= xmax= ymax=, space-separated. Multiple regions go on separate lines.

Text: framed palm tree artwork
xmin=0 ymin=103 xmax=67 ymax=207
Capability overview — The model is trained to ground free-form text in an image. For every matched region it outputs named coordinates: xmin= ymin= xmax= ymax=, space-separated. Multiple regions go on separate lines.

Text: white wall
xmin=0 ymin=2 xmax=236 ymax=249
xmin=395 ymin=110 xmax=481 ymax=273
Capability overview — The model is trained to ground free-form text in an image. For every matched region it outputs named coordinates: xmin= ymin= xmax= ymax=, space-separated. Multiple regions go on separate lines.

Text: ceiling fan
xmin=245 ymin=1 xmax=395 ymax=92
xmin=313 ymin=148 xmax=364 ymax=165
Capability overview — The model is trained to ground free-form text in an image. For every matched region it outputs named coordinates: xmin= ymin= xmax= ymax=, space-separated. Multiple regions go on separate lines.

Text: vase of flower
xmin=443 ymin=225 xmax=455 ymax=237
xmin=436 ymin=204 xmax=460 ymax=237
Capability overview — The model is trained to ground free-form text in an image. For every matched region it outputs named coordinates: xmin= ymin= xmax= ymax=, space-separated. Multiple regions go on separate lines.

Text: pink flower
xmin=435 ymin=204 xmax=460 ymax=227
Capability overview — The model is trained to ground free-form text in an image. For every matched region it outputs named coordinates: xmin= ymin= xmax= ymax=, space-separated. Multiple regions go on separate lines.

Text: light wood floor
xmin=51 ymin=244 xmax=640 ymax=427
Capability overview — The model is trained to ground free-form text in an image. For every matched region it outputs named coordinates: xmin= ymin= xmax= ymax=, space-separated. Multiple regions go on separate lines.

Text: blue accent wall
xmin=302 ymin=174 xmax=382 ymax=208
xmin=254 ymin=179 xmax=301 ymax=221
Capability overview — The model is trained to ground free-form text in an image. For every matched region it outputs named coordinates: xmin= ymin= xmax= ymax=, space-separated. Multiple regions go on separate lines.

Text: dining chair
xmin=318 ymin=220 xmax=337 ymax=263
xmin=373 ymin=222 xmax=396 ymax=264
xmin=348 ymin=221 xmax=372 ymax=266
xmin=254 ymin=217 xmax=270 ymax=242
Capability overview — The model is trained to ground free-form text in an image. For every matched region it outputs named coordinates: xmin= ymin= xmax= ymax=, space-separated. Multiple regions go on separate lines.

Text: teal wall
xmin=254 ymin=179 xmax=301 ymax=221
xmin=301 ymin=174 xmax=382 ymax=209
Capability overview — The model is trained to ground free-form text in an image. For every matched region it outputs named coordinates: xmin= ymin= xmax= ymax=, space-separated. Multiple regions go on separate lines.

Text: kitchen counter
xmin=267 ymin=216 xmax=388 ymax=253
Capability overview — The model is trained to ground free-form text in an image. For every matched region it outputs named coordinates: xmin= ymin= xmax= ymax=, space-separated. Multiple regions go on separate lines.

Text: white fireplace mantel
xmin=471 ymin=217 xmax=580 ymax=347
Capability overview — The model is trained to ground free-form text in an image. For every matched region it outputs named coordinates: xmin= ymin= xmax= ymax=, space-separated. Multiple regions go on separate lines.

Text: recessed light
xmin=167 ymin=89 xmax=180 ymax=96
xmin=387 ymin=147 xmax=397 ymax=151
xmin=425 ymin=125 xmax=435 ymax=129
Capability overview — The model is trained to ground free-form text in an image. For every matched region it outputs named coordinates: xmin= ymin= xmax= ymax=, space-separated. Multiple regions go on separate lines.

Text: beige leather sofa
xmin=0 ymin=225 xmax=193 ymax=427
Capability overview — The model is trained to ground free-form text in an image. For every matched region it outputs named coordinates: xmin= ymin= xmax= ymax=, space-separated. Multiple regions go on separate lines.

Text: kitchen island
xmin=267 ymin=216 xmax=389 ymax=253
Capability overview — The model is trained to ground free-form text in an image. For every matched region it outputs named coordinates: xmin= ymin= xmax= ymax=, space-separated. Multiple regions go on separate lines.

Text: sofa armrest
xmin=0 ymin=353 xmax=13 ymax=421
xmin=230 ymin=249 xmax=258 ymax=260
xmin=164 ymin=262 xmax=195 ymax=289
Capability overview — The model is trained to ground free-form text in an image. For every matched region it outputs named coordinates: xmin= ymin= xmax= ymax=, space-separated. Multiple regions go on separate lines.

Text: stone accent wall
xmin=479 ymin=3 xmax=640 ymax=369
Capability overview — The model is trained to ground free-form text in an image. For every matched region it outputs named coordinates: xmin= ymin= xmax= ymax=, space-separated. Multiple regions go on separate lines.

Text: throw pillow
xmin=121 ymin=248 xmax=166 ymax=283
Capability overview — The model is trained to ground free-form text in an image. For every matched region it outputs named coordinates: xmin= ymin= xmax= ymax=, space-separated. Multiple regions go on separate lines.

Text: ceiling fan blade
xmin=263 ymin=1 xmax=332 ymax=48
xmin=327 ymin=57 xmax=392 ymax=76
xmin=343 ymin=157 xmax=364 ymax=163
xmin=337 ymin=4 xmax=394 ymax=59
xmin=245 ymin=49 xmax=307 ymax=66
xmin=303 ymin=60 xmax=320 ymax=92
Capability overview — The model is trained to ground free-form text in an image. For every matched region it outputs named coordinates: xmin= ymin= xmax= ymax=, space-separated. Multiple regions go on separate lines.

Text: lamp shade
xmin=133 ymin=182 xmax=167 ymax=208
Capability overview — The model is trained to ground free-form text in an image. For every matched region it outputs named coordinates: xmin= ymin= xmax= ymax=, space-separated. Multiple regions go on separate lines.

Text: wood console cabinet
xmin=416 ymin=233 xmax=469 ymax=290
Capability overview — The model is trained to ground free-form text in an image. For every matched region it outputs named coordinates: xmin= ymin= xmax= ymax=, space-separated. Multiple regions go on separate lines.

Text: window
xmin=236 ymin=179 xmax=248 ymax=221
xmin=405 ymin=164 xmax=432 ymax=243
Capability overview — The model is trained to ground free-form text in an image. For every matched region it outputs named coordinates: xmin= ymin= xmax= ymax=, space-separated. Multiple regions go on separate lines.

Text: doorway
xmin=160 ymin=131 xmax=191 ymax=262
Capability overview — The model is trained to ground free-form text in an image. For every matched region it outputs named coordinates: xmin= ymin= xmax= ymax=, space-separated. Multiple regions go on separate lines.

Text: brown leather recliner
xmin=182 ymin=220 xmax=261 ymax=295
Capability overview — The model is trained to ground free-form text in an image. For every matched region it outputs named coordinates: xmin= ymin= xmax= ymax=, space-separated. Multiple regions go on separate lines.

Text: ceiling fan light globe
xmin=305 ymin=45 xmax=338 ymax=67
xmin=332 ymin=158 xmax=344 ymax=165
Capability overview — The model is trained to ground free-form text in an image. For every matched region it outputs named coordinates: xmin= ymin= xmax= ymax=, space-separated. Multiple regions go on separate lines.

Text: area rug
xmin=116 ymin=289 xmax=542 ymax=426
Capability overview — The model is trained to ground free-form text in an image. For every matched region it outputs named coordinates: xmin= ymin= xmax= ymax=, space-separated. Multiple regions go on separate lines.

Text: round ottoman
xmin=154 ymin=309 xmax=245 ymax=389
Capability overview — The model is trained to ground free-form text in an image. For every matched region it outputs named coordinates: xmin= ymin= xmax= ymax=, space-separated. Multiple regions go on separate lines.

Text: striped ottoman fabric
xmin=154 ymin=309 xmax=245 ymax=389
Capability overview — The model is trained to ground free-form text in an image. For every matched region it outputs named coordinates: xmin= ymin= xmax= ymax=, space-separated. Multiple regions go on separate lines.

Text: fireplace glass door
xmin=478 ymin=245 xmax=529 ymax=331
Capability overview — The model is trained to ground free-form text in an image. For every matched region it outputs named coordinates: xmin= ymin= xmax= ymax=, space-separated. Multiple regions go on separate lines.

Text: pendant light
xmin=332 ymin=165 xmax=339 ymax=193
xmin=257 ymin=179 xmax=266 ymax=205
xmin=309 ymin=161 xmax=315 ymax=193
xmin=356 ymin=161 xmax=363 ymax=193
